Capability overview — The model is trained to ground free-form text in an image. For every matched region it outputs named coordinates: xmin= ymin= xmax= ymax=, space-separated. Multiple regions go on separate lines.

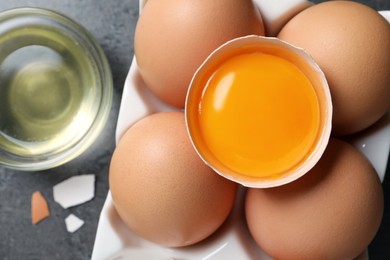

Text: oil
xmin=0 ymin=25 xmax=100 ymax=158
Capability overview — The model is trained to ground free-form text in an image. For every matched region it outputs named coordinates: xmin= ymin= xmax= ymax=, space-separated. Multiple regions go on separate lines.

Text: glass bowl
xmin=0 ymin=7 xmax=113 ymax=171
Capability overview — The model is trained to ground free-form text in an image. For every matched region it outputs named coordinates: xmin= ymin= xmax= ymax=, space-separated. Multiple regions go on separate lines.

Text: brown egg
xmin=278 ymin=1 xmax=390 ymax=136
xmin=109 ymin=112 xmax=237 ymax=247
xmin=134 ymin=0 xmax=265 ymax=108
xmin=245 ymin=138 xmax=384 ymax=260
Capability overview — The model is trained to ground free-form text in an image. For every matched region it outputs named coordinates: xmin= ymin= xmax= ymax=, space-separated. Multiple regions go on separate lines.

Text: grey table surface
xmin=0 ymin=0 xmax=389 ymax=259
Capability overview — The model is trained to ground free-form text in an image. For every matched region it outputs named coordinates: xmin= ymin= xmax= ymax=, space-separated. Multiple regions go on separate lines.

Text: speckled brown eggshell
xmin=134 ymin=0 xmax=265 ymax=108
xmin=109 ymin=112 xmax=238 ymax=247
xmin=245 ymin=138 xmax=384 ymax=260
xmin=278 ymin=1 xmax=390 ymax=136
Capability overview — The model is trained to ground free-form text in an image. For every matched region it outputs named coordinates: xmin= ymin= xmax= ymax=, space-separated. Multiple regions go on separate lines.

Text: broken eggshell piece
xmin=31 ymin=191 xmax=50 ymax=225
xmin=185 ymin=35 xmax=332 ymax=188
xmin=65 ymin=213 xmax=85 ymax=233
xmin=53 ymin=174 xmax=96 ymax=209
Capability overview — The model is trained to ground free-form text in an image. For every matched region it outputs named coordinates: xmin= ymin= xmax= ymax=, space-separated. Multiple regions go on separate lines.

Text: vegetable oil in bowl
xmin=0 ymin=8 xmax=113 ymax=170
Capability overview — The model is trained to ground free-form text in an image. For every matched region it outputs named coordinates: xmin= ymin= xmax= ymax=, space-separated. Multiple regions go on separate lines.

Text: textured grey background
xmin=0 ymin=0 xmax=389 ymax=259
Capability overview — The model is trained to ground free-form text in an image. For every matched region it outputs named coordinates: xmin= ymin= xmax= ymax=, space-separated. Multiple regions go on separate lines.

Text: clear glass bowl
xmin=0 ymin=7 xmax=113 ymax=171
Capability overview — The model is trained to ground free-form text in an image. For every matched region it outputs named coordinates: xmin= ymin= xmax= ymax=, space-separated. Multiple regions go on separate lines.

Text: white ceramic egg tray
xmin=91 ymin=1 xmax=390 ymax=259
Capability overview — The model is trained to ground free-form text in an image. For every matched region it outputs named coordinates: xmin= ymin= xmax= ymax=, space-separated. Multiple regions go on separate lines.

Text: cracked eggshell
xmin=65 ymin=214 xmax=85 ymax=233
xmin=185 ymin=35 xmax=332 ymax=188
xmin=53 ymin=174 xmax=95 ymax=209
xmin=31 ymin=191 xmax=50 ymax=225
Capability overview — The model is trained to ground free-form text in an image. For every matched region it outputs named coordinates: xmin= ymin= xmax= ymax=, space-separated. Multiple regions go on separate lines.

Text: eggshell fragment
xmin=65 ymin=214 xmax=85 ymax=233
xmin=53 ymin=174 xmax=95 ymax=209
xmin=185 ymin=35 xmax=332 ymax=188
xmin=31 ymin=191 xmax=50 ymax=225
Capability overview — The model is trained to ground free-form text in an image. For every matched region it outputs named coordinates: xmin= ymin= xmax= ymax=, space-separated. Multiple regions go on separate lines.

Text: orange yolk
xmin=197 ymin=52 xmax=320 ymax=179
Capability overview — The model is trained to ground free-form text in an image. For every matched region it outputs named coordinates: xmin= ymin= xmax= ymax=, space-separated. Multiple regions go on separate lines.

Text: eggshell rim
xmin=185 ymin=35 xmax=333 ymax=188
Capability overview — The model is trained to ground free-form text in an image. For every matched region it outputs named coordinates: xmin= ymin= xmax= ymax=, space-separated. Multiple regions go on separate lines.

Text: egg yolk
xmin=197 ymin=52 xmax=320 ymax=179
